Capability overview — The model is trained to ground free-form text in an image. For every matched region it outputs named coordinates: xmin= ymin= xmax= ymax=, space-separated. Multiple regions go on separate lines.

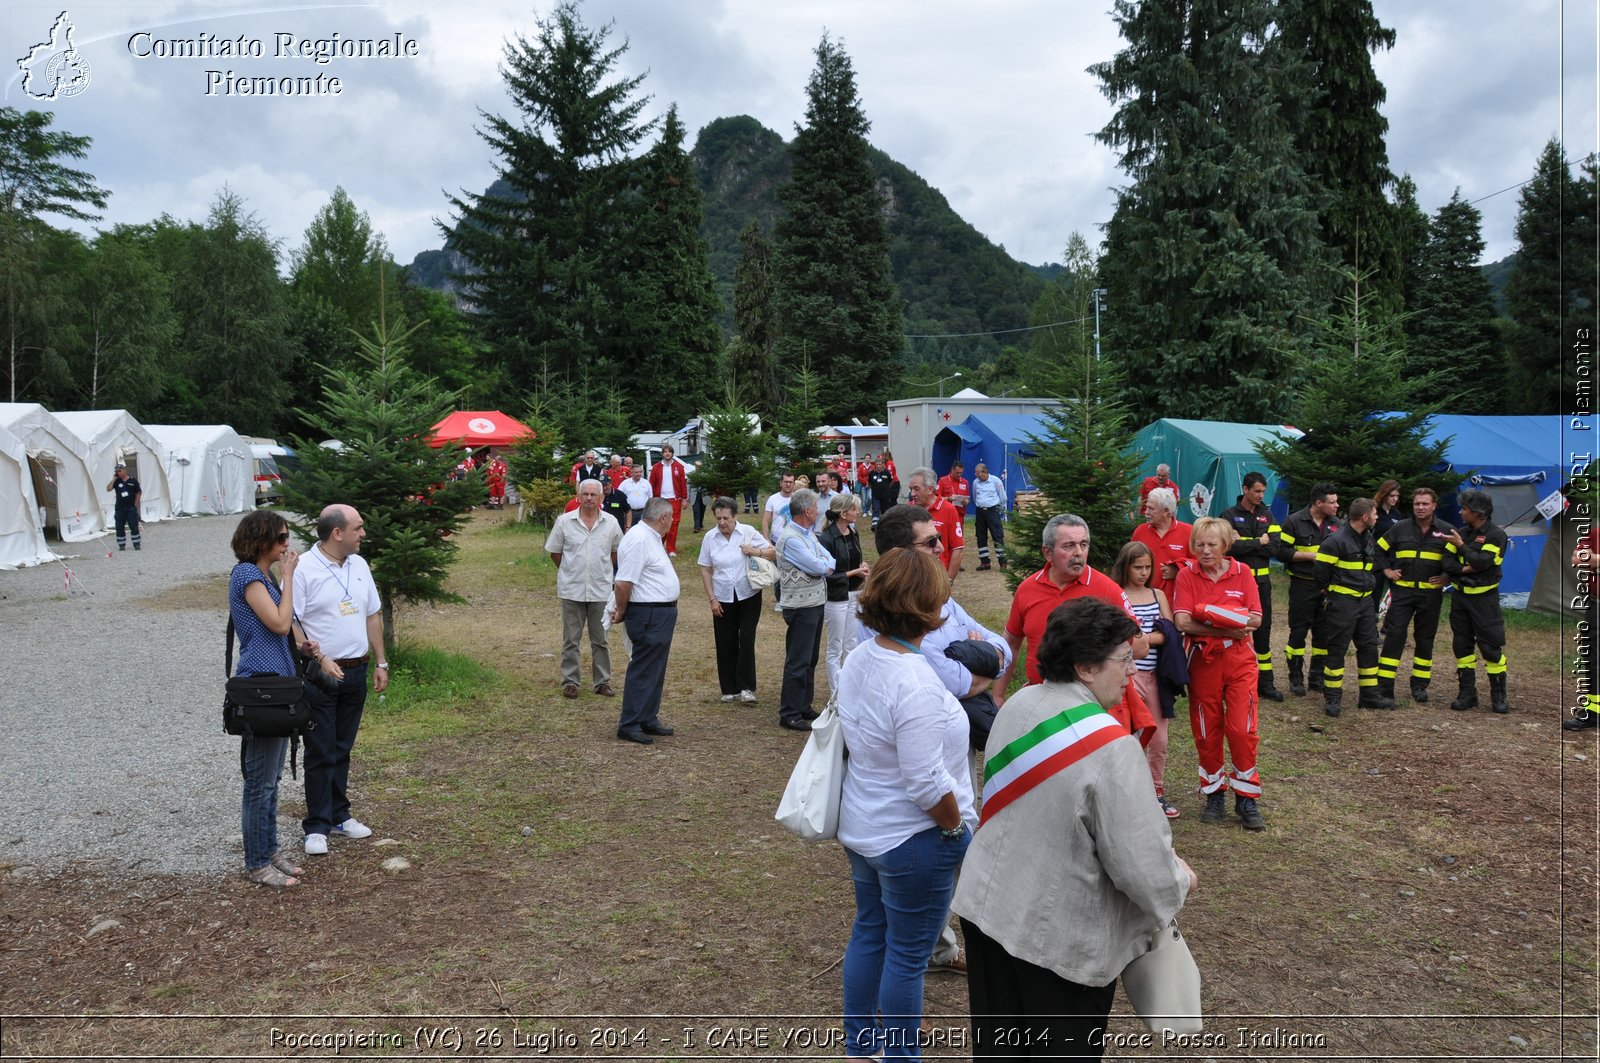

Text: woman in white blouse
xmin=697 ymin=496 xmax=776 ymax=703
xmin=836 ymin=546 xmax=974 ymax=1062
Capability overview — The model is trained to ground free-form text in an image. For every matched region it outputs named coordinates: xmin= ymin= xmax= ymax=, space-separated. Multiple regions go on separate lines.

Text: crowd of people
xmin=224 ymin=445 xmax=1577 ymax=1059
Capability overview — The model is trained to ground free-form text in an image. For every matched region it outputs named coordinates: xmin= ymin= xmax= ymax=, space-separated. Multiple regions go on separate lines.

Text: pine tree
xmin=727 ymin=220 xmax=780 ymax=417
xmin=692 ymin=403 xmax=768 ymax=501
xmin=279 ymin=312 xmax=480 ymax=650
xmin=444 ymin=2 xmax=650 ymax=407
xmin=1256 ymin=270 xmax=1455 ymax=503
xmin=1279 ymin=0 xmax=1400 ymax=311
xmin=67 ymin=226 xmax=175 ymax=412
xmin=624 ymin=105 xmax=723 ymax=429
xmin=1504 ymin=139 xmax=1596 ymax=413
xmin=1093 ymin=0 xmax=1328 ymax=425
xmin=1407 ymin=190 xmax=1497 ymax=411
xmin=772 ymin=34 xmax=903 ymax=422
xmin=774 ymin=359 xmax=828 ymax=474
xmin=1021 ymin=233 xmax=1103 ymax=399
xmin=1391 ymin=174 xmax=1431 ymax=318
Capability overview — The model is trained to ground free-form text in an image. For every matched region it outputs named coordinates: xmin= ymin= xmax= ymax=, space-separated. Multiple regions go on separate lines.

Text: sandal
xmin=271 ymin=852 xmax=305 ymax=877
xmin=247 ymin=863 xmax=300 ymax=888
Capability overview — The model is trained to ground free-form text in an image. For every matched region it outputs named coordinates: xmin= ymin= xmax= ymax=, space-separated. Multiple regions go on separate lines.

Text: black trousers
xmin=114 ymin=505 xmax=141 ymax=547
xmin=1252 ymin=574 xmax=1273 ymax=677
xmin=1379 ymin=586 xmax=1444 ymax=683
xmin=1451 ymin=592 xmax=1506 ymax=672
xmin=780 ymin=604 xmax=824 ymax=723
xmin=1315 ymin=593 xmax=1379 ymax=693
xmin=711 ymin=591 xmax=762 ymax=694
xmin=1285 ymin=577 xmax=1322 ymax=668
xmin=975 ymin=506 xmax=1006 ymax=562
xmin=961 ymin=918 xmax=1116 ymax=1060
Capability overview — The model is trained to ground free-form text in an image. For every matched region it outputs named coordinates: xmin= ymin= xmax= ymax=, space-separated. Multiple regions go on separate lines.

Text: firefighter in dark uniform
xmin=1375 ymin=486 xmax=1456 ymax=704
xmin=1312 ymin=497 xmax=1393 ymax=716
xmin=1273 ymin=482 xmax=1340 ymax=696
xmin=1444 ymin=489 xmax=1510 ymax=713
xmin=1223 ymin=470 xmax=1283 ymax=701
xmin=106 ymin=463 xmax=142 ymax=551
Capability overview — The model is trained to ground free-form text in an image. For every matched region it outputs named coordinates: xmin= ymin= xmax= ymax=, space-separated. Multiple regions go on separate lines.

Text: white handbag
xmin=746 ymin=554 xmax=779 ymax=590
xmin=774 ymin=700 xmax=845 ymax=840
xmin=1120 ymin=918 xmax=1203 ymax=1035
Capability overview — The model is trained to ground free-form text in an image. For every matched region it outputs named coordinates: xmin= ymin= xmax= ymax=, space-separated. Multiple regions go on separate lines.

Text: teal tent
xmin=1130 ymin=419 xmax=1302 ymax=521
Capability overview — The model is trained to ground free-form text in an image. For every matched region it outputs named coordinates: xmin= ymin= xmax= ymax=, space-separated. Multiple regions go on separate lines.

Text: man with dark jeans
xmin=293 ymin=504 xmax=387 ymax=856
xmin=776 ymin=489 xmax=834 ymax=732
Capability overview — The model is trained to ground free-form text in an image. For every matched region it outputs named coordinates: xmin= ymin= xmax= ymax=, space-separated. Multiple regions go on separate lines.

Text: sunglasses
xmin=276 ymin=532 xmax=291 ymax=544
xmin=918 ymin=535 xmax=943 ymax=551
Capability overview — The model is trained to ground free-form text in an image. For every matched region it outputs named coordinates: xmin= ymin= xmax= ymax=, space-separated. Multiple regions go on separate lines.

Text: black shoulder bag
xmin=224 ymin=616 xmax=316 ymax=774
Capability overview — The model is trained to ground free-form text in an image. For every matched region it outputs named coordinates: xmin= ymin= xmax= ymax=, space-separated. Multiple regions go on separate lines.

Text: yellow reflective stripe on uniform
xmin=1252 ymin=566 xmax=1270 ymax=577
xmin=1461 ymin=582 xmax=1500 ymax=594
xmin=1328 ymin=584 xmax=1370 ymax=597
xmin=1485 ymin=655 xmax=1508 ymax=675
xmin=1481 ymin=542 xmax=1502 ymax=559
xmin=1417 ymin=551 xmax=1445 ymax=561
xmin=1333 ymin=558 xmax=1370 ymax=571
xmin=1394 ymin=549 xmax=1419 ymax=559
xmin=1279 ymin=533 xmax=1297 ymax=545
xmin=1394 ymin=579 xmax=1443 ymax=590
xmin=1313 ymin=552 xmax=1334 ymax=564
xmin=1267 ymin=524 xmax=1281 ymax=534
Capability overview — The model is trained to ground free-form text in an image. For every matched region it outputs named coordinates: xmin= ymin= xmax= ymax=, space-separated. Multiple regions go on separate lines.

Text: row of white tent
xmin=0 ymin=402 xmax=256 ymax=569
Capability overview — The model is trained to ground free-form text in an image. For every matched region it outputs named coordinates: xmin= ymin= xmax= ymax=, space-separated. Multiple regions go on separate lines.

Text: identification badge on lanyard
xmin=339 ymin=599 xmax=358 ymax=616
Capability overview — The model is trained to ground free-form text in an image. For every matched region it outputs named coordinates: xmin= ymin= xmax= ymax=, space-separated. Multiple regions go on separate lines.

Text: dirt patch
xmin=3 ymin=511 xmax=1595 ymax=1059
xmin=130 ymin=575 xmax=226 ymax=612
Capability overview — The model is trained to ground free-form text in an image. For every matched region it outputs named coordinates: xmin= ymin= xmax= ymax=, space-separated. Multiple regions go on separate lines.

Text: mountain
xmin=408 ymin=115 xmax=1050 ymax=368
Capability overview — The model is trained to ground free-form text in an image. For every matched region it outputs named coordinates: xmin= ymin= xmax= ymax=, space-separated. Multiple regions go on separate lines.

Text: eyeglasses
xmin=917 ymin=535 xmax=943 ymax=552
xmin=275 ymin=532 xmax=290 ymax=544
xmin=1110 ymin=651 xmax=1136 ymax=671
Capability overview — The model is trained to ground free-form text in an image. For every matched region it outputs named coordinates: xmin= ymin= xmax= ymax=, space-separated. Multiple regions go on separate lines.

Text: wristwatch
xmin=377 ymin=661 xmax=389 ymax=669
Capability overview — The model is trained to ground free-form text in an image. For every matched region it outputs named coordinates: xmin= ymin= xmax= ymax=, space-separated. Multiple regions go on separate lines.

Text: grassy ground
xmin=2 ymin=510 xmax=1595 ymax=1060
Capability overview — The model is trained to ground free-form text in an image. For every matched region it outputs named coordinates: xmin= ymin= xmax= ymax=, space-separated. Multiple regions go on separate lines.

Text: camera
xmin=300 ymin=653 xmax=341 ymax=694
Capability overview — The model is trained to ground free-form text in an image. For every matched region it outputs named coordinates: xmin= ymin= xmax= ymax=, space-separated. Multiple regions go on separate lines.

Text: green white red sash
xmin=979 ymin=701 xmax=1124 ymax=826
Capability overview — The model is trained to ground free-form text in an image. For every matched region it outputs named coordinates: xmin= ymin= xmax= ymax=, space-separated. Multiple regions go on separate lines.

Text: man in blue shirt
xmin=970 ymin=463 xmax=1007 ymax=571
xmin=775 ymin=488 xmax=835 ymax=731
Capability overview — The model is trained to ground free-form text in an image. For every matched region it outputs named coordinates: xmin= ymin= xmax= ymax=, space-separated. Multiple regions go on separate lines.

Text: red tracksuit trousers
xmin=1188 ymin=641 xmax=1261 ymax=797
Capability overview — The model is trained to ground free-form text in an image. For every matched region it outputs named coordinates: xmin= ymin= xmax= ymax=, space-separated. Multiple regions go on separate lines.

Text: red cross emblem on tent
xmin=904 ymin=415 xmax=911 ymax=425
xmin=942 ymin=411 xmax=952 ymax=421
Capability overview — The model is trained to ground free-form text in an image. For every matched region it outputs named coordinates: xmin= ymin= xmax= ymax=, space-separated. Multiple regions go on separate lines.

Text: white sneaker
xmin=331 ymin=817 xmax=372 ymax=839
xmin=740 ymin=690 xmax=757 ymax=703
xmin=304 ymin=833 xmax=329 ymax=855
xmin=720 ymin=693 xmax=739 ymax=702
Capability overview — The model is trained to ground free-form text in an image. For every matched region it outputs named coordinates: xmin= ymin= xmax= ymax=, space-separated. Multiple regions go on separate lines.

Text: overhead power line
xmin=905 ymin=313 xmax=1093 ymax=340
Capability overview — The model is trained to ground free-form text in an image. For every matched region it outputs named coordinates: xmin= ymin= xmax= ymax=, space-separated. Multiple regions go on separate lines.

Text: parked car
xmin=248 ymin=442 xmax=296 ymax=505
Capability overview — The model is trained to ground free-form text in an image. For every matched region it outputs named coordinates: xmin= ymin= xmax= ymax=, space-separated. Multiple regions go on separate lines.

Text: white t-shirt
xmin=615 ymin=521 xmax=680 ymax=603
xmin=836 ymin=640 xmax=975 ymax=857
xmin=292 ymin=544 xmax=383 ymax=660
xmin=764 ymin=491 xmax=793 ymax=539
xmin=621 ymin=478 xmax=653 ymax=510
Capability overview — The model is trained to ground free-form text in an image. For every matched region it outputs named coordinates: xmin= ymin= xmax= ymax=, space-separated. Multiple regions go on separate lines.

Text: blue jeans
xmin=844 ymin=825 xmax=971 ymax=1060
xmin=241 ymin=735 xmax=289 ymax=870
xmin=302 ymin=662 xmax=368 ymax=836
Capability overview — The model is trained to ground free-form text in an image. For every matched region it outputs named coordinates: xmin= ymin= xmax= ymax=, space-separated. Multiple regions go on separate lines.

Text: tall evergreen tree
xmin=772 ymin=34 xmax=903 ymax=422
xmin=280 ymin=313 xmax=479 ymax=650
xmin=1279 ymin=0 xmax=1399 ymax=311
xmin=727 ymin=220 xmax=780 ymax=417
xmin=1093 ymin=0 xmax=1327 ymax=425
xmin=1257 ymin=271 xmax=1455 ymax=502
xmin=774 ymin=359 xmax=828 ymax=473
xmin=1391 ymin=174 xmax=1431 ymax=317
xmin=291 ymin=187 xmax=389 ymax=333
xmin=444 ymin=2 xmax=651 ymax=408
xmin=1407 ymin=190 xmax=1497 ymax=411
xmin=1021 ymin=233 xmax=1102 ymax=399
xmin=624 ymin=105 xmax=722 ymax=428
xmin=0 ymin=107 xmax=108 ymax=402
xmin=66 ymin=226 xmax=175 ymax=412
xmin=1504 ymin=139 xmax=1596 ymax=413
xmin=692 ymin=403 xmax=768 ymax=500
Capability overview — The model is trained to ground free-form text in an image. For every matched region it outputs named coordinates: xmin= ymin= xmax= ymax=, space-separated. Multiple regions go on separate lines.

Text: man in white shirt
xmin=546 ymin=479 xmax=623 ymax=700
xmin=619 ymin=465 xmax=652 ymax=530
xmin=610 ymin=497 xmax=681 ymax=745
xmin=763 ymin=473 xmax=796 ymax=611
xmin=293 ymin=504 xmax=386 ymax=856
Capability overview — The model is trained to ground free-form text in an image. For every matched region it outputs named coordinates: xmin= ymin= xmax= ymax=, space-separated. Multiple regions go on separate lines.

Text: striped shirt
xmin=1129 ymin=598 xmax=1161 ymax=671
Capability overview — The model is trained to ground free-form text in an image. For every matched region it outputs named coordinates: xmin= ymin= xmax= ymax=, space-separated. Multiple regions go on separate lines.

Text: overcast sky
xmin=4 ymin=1 xmax=1596 ymax=273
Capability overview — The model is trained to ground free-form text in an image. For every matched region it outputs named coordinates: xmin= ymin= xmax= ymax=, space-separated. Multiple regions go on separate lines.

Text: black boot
xmin=1200 ymin=790 xmax=1226 ymax=824
xmin=1564 ymin=709 xmax=1600 ymax=730
xmin=1489 ymin=673 xmax=1510 ymax=714
xmin=1376 ymin=677 xmax=1395 ymax=702
xmin=1258 ymin=673 xmax=1284 ymax=702
xmin=1449 ymin=669 xmax=1478 ymax=711
xmin=1323 ymin=688 xmax=1342 ymax=717
xmin=1410 ymin=679 xmax=1430 ymax=704
xmin=1359 ymin=686 xmax=1396 ymax=710
xmin=1308 ymin=664 xmax=1325 ymax=700
xmin=1288 ymin=658 xmax=1306 ymax=697
xmin=1235 ymin=795 xmax=1265 ymax=831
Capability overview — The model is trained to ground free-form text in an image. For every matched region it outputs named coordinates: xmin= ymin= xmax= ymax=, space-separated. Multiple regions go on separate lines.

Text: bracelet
xmin=377 ymin=662 xmax=389 ymax=669
xmin=939 ymin=823 xmax=967 ymax=839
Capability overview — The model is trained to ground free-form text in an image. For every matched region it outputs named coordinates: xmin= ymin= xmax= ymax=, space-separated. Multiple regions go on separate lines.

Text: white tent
xmin=0 ymin=422 xmax=53 ymax=568
xmin=53 ymin=409 xmax=173 ymax=525
xmin=0 ymin=403 xmax=104 ymax=542
xmin=144 ymin=424 xmax=253 ymax=515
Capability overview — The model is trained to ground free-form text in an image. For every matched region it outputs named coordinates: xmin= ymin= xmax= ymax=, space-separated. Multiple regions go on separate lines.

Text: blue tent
xmin=1418 ymin=414 xmax=1570 ymax=606
xmin=931 ymin=413 xmax=1051 ymax=509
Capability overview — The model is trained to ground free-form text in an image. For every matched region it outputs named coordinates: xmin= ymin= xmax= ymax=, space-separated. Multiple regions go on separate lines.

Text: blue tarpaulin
xmin=931 ymin=413 xmax=1051 ymax=509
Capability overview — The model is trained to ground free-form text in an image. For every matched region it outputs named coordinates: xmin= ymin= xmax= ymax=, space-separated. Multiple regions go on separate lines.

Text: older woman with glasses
xmin=953 ymin=598 xmax=1196 ymax=1060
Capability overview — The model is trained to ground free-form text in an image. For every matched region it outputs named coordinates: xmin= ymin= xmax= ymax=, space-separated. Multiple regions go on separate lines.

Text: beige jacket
xmin=951 ymin=680 xmax=1190 ymax=986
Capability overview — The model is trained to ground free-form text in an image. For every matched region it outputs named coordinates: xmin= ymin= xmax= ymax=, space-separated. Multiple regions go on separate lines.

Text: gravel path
xmin=0 ymin=513 xmax=307 ymax=877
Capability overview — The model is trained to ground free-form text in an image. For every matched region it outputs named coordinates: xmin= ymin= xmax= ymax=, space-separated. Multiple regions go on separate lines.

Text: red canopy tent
xmin=429 ymin=411 xmax=534 ymax=448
